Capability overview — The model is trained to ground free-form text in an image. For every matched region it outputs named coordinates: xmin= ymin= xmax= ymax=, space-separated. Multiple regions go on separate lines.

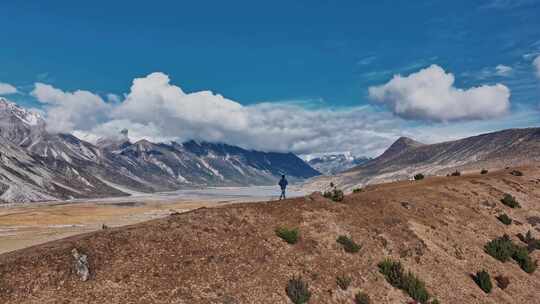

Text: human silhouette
xmin=278 ymin=175 xmax=288 ymax=200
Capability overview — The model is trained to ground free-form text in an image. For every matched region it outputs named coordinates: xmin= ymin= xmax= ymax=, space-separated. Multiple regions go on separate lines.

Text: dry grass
xmin=1 ymin=166 xmax=539 ymax=303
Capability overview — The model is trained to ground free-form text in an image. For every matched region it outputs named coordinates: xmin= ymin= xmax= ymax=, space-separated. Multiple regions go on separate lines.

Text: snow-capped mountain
xmin=305 ymin=153 xmax=370 ymax=175
xmin=0 ymin=97 xmax=45 ymax=145
xmin=107 ymin=139 xmax=320 ymax=190
xmin=0 ymin=99 xmax=320 ymax=203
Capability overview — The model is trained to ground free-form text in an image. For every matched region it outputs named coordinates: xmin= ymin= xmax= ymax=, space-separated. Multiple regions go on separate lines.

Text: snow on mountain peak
xmin=0 ymin=97 xmax=44 ymax=126
xmin=304 ymin=152 xmax=371 ymax=175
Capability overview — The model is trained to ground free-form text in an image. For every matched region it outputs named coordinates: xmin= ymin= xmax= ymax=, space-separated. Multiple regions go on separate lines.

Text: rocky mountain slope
xmin=0 ymin=98 xmax=319 ymax=203
xmin=1 ymin=166 xmax=539 ymax=303
xmin=305 ymin=153 xmax=370 ymax=175
xmin=305 ymin=127 xmax=540 ymax=192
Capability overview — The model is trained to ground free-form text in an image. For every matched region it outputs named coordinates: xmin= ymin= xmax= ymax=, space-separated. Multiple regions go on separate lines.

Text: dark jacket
xmin=278 ymin=177 xmax=288 ymax=190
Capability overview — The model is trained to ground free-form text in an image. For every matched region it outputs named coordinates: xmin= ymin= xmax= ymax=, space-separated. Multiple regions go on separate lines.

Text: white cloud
xmin=368 ymin=64 xmax=511 ymax=122
xmin=31 ymin=83 xmax=112 ymax=133
xmin=461 ymin=64 xmax=513 ymax=80
xmin=533 ymin=55 xmax=540 ymax=78
xmin=0 ymin=82 xmax=18 ymax=95
xmin=31 ymin=73 xmax=409 ymax=156
xmin=31 ymin=71 xmax=536 ymax=157
xmin=495 ymin=64 xmax=513 ymax=76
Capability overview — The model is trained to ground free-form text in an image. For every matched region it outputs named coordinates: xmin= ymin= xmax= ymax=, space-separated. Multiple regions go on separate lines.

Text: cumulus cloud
xmin=31 ymin=83 xmax=112 ymax=133
xmin=0 ymin=82 xmax=18 ymax=95
xmin=534 ymin=55 xmax=540 ymax=78
xmin=368 ymin=64 xmax=511 ymax=122
xmin=32 ymin=70 xmax=532 ymax=157
xmin=31 ymin=73 xmax=409 ymax=156
xmin=110 ymin=72 xmax=250 ymax=141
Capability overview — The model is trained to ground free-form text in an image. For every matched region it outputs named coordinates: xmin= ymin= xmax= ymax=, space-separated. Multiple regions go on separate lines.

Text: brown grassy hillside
xmin=1 ymin=166 xmax=540 ymax=303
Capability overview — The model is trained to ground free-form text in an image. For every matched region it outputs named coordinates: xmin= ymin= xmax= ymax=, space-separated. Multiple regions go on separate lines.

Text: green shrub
xmin=485 ymin=235 xmax=514 ymax=262
xmin=378 ymin=259 xmax=404 ymax=287
xmin=352 ymin=188 xmax=363 ymax=193
xmin=473 ymin=270 xmax=492 ymax=293
xmin=481 ymin=169 xmax=488 ymax=174
xmin=378 ymin=259 xmax=432 ymax=303
xmin=275 ymin=227 xmax=299 ymax=244
xmin=497 ymin=213 xmax=512 ymax=225
xmin=336 ymin=235 xmax=361 ymax=253
xmin=495 ymin=275 xmax=510 ymax=289
xmin=450 ymin=170 xmax=461 ymax=176
xmin=485 ymin=235 xmax=537 ymax=274
xmin=501 ymin=193 xmax=520 ymax=208
xmin=510 ymin=170 xmax=523 ymax=176
xmin=512 ymin=246 xmax=537 ymax=274
xmin=354 ymin=292 xmax=371 ymax=304
xmin=323 ymin=188 xmax=344 ymax=202
xmin=402 ymin=271 xmax=429 ymax=303
xmin=286 ymin=276 xmax=311 ymax=304
xmin=336 ymin=275 xmax=352 ymax=290
xmin=414 ymin=173 xmax=425 ymax=180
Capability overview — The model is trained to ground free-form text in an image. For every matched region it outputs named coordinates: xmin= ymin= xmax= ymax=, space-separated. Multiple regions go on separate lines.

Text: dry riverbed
xmin=0 ymin=186 xmax=305 ymax=254
xmin=0 ymin=200 xmax=216 ymax=254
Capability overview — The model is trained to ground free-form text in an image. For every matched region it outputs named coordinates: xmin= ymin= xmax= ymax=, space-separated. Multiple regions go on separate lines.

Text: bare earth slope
xmin=1 ymin=166 xmax=540 ymax=303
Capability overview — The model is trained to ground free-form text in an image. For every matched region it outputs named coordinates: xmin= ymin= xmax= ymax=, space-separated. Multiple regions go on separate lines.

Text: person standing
xmin=278 ymin=175 xmax=288 ymax=200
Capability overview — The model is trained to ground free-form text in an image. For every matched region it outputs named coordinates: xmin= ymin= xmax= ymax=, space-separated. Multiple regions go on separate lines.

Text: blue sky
xmin=0 ymin=1 xmax=540 ymax=156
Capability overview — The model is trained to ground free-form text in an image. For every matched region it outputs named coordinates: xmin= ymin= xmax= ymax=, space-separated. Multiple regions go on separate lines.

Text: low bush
xmin=336 ymin=275 xmax=351 ymax=290
xmin=275 ymin=227 xmax=299 ymax=244
xmin=512 ymin=246 xmax=537 ymax=274
xmin=352 ymin=188 xmax=363 ymax=193
xmin=485 ymin=235 xmax=537 ymax=274
xmin=378 ymin=259 xmax=432 ymax=303
xmin=497 ymin=213 xmax=512 ymax=225
xmin=450 ymin=170 xmax=461 ymax=176
xmin=354 ymin=292 xmax=371 ymax=304
xmin=286 ymin=276 xmax=311 ymax=304
xmin=481 ymin=169 xmax=488 ymax=174
xmin=473 ymin=270 xmax=492 ymax=293
xmin=501 ymin=193 xmax=521 ymax=208
xmin=510 ymin=170 xmax=523 ymax=176
xmin=401 ymin=271 xmax=429 ymax=303
xmin=414 ymin=173 xmax=425 ymax=180
xmin=495 ymin=275 xmax=510 ymax=289
xmin=337 ymin=235 xmax=361 ymax=253
xmin=485 ymin=235 xmax=514 ymax=262
xmin=323 ymin=188 xmax=344 ymax=202
xmin=378 ymin=259 xmax=404 ymax=287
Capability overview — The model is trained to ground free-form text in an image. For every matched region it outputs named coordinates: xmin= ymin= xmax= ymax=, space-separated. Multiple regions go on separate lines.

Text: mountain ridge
xmin=0 ymin=99 xmax=320 ymax=203
xmin=305 ymin=127 xmax=540 ymax=192
xmin=306 ymin=153 xmax=371 ymax=175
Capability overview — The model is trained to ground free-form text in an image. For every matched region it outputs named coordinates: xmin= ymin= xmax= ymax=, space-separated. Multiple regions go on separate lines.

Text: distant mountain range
xmin=0 ymin=98 xmax=319 ymax=203
xmin=304 ymin=127 xmax=540 ymax=191
xmin=305 ymin=153 xmax=370 ymax=175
